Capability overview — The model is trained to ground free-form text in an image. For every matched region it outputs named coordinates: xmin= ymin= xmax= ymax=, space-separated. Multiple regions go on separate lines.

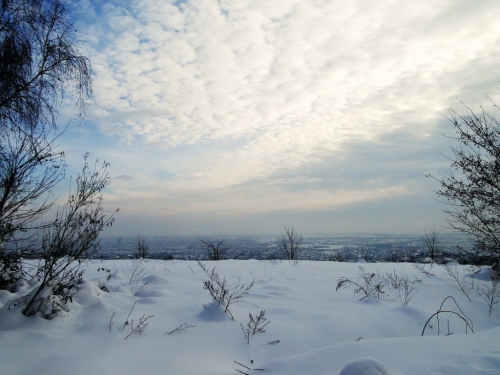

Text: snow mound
xmin=339 ymin=358 xmax=393 ymax=375
xmin=197 ymin=301 xmax=232 ymax=322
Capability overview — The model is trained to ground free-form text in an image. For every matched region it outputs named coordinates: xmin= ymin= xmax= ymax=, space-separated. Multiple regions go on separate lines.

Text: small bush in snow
xmin=122 ymin=258 xmax=148 ymax=296
xmin=384 ymin=270 xmax=421 ymax=306
xmin=240 ymin=310 xmax=270 ymax=344
xmin=336 ymin=266 xmax=386 ymax=300
xmin=21 ymin=157 xmax=117 ymax=318
xmin=198 ymin=261 xmax=254 ymax=319
xmin=120 ymin=302 xmax=154 ymax=340
xmin=123 ymin=258 xmax=147 ymax=285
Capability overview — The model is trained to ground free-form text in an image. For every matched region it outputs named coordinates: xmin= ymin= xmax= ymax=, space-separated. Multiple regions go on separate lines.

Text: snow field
xmin=0 ymin=259 xmax=499 ymax=375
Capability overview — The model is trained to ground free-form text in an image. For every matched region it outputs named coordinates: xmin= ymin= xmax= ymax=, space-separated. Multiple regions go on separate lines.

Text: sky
xmin=57 ymin=0 xmax=500 ymax=237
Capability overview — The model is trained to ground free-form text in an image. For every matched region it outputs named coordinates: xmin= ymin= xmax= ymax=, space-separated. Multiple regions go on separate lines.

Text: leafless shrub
xmin=198 ymin=261 xmax=254 ymax=319
xmin=240 ymin=310 xmax=270 ymax=344
xmin=164 ymin=323 xmax=196 ymax=335
xmin=121 ymin=257 xmax=148 ymax=296
xmin=477 ymin=270 xmax=500 ymax=317
xmin=422 ymin=296 xmax=473 ymax=336
xmin=123 ymin=258 xmax=147 ymax=285
xmin=427 ymin=101 xmax=500 ymax=261
xmin=120 ymin=302 xmax=154 ymax=340
xmin=336 ymin=267 xmax=386 ymax=300
xmin=22 ymin=156 xmax=117 ymax=318
xmin=442 ymin=263 xmax=474 ymax=301
xmin=384 ymin=270 xmax=421 ymax=306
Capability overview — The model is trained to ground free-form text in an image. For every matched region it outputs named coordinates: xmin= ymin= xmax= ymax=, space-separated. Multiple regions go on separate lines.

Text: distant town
xmin=95 ymin=233 xmax=477 ymax=264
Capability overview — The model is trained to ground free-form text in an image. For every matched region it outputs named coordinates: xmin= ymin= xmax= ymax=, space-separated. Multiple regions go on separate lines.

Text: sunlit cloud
xmin=63 ymin=0 xmax=500 ymax=235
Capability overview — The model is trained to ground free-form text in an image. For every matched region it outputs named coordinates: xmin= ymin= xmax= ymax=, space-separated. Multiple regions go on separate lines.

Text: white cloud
xmin=64 ymin=0 xmax=500 ymax=233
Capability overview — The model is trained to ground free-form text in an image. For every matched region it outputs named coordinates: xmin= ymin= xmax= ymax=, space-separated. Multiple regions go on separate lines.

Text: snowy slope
xmin=0 ymin=260 xmax=499 ymax=375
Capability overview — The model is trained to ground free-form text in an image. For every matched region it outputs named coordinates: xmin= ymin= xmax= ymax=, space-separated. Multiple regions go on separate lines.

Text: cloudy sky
xmin=59 ymin=0 xmax=500 ymax=237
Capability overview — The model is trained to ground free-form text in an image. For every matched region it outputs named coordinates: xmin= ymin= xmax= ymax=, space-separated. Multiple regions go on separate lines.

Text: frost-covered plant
xmin=198 ymin=261 xmax=254 ymax=319
xmin=336 ymin=267 xmax=386 ymax=300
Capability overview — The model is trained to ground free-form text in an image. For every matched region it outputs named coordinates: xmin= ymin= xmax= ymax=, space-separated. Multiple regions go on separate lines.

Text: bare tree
xmin=422 ymin=226 xmax=440 ymax=263
xmin=0 ymin=0 xmax=93 ymax=288
xmin=201 ymin=239 xmax=229 ymax=261
xmin=275 ymin=226 xmax=303 ymax=260
xmin=0 ymin=0 xmax=92 ymax=132
xmin=0 ymin=127 xmax=64 ymax=244
xmin=428 ymin=99 xmax=500 ymax=263
xmin=135 ymin=236 xmax=148 ymax=259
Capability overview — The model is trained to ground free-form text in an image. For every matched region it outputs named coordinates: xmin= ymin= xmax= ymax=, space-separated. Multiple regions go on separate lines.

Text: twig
xmin=121 ymin=302 xmax=136 ymax=331
xmin=234 ymin=361 xmax=251 ymax=370
xmin=164 ymin=323 xmax=196 ymax=335
xmin=109 ymin=312 xmax=115 ymax=333
xmin=124 ymin=314 xmax=154 ymax=340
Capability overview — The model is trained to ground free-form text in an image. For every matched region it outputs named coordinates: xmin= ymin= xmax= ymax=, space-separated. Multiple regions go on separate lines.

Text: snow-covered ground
xmin=1 ymin=259 xmax=499 ymax=375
